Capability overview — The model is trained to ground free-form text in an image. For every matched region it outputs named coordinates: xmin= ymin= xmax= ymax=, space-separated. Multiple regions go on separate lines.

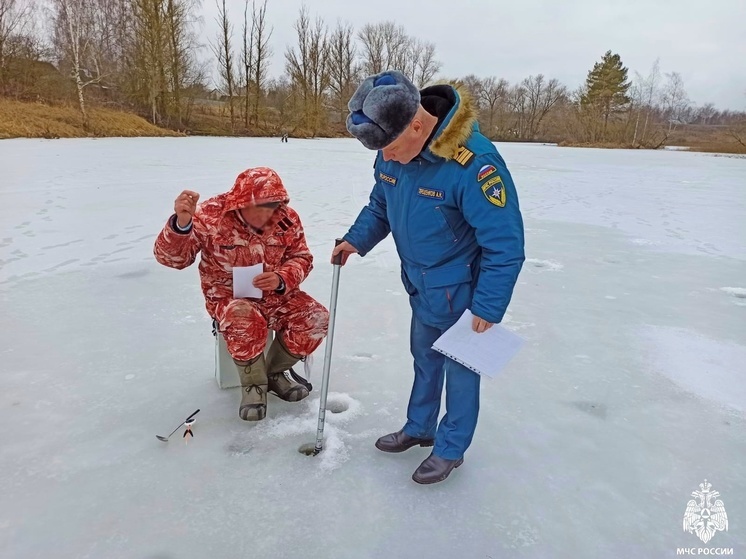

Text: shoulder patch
xmin=477 ymin=164 xmax=497 ymax=182
xmin=277 ymin=216 xmax=294 ymax=231
xmin=481 ymin=175 xmax=507 ymax=208
xmin=453 ymin=146 xmax=475 ymax=166
xmin=379 ymin=172 xmax=397 ymax=186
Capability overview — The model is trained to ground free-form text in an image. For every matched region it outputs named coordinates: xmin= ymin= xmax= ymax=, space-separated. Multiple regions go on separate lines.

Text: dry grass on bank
xmin=0 ymin=98 xmax=181 ymax=139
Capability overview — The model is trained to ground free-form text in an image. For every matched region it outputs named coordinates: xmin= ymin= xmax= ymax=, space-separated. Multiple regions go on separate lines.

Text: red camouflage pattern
xmin=154 ymin=167 xmax=329 ymax=361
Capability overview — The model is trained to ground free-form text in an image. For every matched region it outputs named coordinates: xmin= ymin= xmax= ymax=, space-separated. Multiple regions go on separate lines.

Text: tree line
xmin=1 ymin=0 xmax=744 ymax=148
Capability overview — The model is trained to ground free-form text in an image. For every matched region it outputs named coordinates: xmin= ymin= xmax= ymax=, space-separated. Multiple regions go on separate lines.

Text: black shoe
xmin=374 ymin=429 xmax=434 ymax=453
xmin=412 ymin=453 xmax=464 ymax=485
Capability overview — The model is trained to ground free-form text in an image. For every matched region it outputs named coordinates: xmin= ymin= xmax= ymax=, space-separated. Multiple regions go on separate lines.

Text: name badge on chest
xmin=417 ymin=187 xmax=445 ymax=200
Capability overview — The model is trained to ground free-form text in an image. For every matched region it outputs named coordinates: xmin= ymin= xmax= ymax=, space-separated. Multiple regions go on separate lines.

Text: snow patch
xmin=721 ymin=287 xmax=746 ymax=299
xmin=525 ymin=258 xmax=563 ymax=272
xmin=639 ymin=326 xmax=746 ymax=412
xmin=256 ymin=393 xmax=364 ymax=472
xmin=630 ymin=238 xmax=660 ymax=246
xmin=345 ymin=353 xmax=377 ymax=362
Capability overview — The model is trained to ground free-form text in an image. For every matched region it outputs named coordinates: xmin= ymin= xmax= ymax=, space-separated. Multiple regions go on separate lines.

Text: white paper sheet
xmin=232 ymin=264 xmax=264 ymax=299
xmin=432 ymin=309 xmax=525 ymax=378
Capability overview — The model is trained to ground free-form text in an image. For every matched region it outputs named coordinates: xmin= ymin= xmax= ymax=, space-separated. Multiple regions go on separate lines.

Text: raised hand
xmin=174 ymin=190 xmax=200 ymax=228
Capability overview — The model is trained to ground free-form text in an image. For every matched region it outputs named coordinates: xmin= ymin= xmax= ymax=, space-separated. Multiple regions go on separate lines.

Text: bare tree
xmin=461 ymin=73 xmax=510 ymax=138
xmin=129 ymin=0 xmax=168 ymax=124
xmin=176 ymin=0 xmax=205 ymax=126
xmin=127 ymin=0 xmax=203 ymax=126
xmin=459 ymin=74 xmax=482 ymax=110
xmin=403 ymin=37 xmax=421 ymax=84
xmin=284 ymin=5 xmax=309 ymax=130
xmin=697 ymin=102 xmax=716 ymax=125
xmin=508 ymin=83 xmax=528 ymax=138
xmin=0 ymin=0 xmax=32 ymax=75
xmin=728 ymin=92 xmax=746 ymax=149
xmin=0 ymin=0 xmax=42 ymax=97
xmin=413 ymin=40 xmax=440 ymax=87
xmin=285 ymin=6 xmax=330 ymax=135
xmin=629 ymin=72 xmax=645 ymax=146
xmin=240 ymin=0 xmax=255 ymax=128
xmin=251 ymin=0 xmax=271 ymax=127
xmin=164 ymin=0 xmax=194 ymax=128
xmin=327 ymin=19 xmax=357 ymax=123
xmin=52 ymin=0 xmax=101 ymax=128
xmin=212 ymin=0 xmax=235 ymax=131
xmin=264 ymin=75 xmax=292 ymax=130
xmin=357 ymin=22 xmax=384 ymax=75
xmin=730 ymin=121 xmax=746 ymax=149
xmin=522 ymin=74 xmax=566 ymax=139
xmin=357 ymin=21 xmax=410 ymax=76
xmin=638 ymin=59 xmax=661 ymax=144
xmin=355 ymin=21 xmax=438 ymax=87
xmin=380 ymin=21 xmax=408 ymax=72
xmin=3 ymin=0 xmax=202 ymax=126
xmin=661 ymin=71 xmax=689 ymax=131
xmin=86 ymin=0 xmax=134 ymax=91
xmin=240 ymin=0 xmax=273 ymax=128
xmin=480 ymin=76 xmax=509 ymax=138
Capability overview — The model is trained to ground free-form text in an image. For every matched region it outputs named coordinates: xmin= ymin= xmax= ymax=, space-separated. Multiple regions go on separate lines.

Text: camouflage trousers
xmin=214 ymin=291 xmax=329 ymax=361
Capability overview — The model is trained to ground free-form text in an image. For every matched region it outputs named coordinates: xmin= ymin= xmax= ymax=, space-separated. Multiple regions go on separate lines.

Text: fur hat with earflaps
xmin=346 ymin=70 xmax=421 ymax=150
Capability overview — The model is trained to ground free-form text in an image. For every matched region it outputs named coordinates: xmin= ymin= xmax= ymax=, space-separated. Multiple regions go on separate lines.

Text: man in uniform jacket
xmin=333 ymin=70 xmax=525 ymax=484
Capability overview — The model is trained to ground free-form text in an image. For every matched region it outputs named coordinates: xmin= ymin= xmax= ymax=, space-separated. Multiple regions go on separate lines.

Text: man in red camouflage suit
xmin=154 ymin=167 xmax=329 ymax=421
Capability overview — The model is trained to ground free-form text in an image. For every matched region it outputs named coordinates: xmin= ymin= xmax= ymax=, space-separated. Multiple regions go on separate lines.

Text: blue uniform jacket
xmin=344 ymin=85 xmax=525 ymax=329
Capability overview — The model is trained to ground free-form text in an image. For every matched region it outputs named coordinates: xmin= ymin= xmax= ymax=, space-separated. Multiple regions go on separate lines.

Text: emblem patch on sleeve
xmin=477 ymin=164 xmax=497 ymax=182
xmin=481 ymin=176 xmax=506 ymax=207
xmin=379 ymin=172 xmax=397 ymax=186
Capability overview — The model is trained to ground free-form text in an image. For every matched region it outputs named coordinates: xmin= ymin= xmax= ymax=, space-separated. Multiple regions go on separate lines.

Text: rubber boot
xmin=265 ymin=337 xmax=309 ymax=402
xmin=235 ymin=354 xmax=268 ymax=421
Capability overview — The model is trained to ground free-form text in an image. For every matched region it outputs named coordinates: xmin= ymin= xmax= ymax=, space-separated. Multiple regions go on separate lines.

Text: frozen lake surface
xmin=1 ymin=137 xmax=744 ymax=558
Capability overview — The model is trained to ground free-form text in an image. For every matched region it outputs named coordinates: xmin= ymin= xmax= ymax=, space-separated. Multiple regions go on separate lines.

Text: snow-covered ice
xmin=1 ymin=138 xmax=744 ymax=558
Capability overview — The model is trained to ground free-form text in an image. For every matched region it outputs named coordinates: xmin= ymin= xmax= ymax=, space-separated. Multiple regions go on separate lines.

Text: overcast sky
xmin=200 ymin=0 xmax=746 ymax=110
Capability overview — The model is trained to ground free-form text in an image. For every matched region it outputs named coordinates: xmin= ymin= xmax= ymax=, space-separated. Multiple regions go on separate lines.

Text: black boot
xmin=412 ymin=453 xmax=464 ymax=484
xmin=374 ymin=429 xmax=434 ymax=453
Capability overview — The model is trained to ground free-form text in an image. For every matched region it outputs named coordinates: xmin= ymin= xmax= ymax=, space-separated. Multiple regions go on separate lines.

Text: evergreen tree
xmin=580 ymin=51 xmax=631 ymax=140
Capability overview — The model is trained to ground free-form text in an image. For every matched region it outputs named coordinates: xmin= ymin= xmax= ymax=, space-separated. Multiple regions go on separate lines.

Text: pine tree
xmin=580 ymin=51 xmax=631 ymax=140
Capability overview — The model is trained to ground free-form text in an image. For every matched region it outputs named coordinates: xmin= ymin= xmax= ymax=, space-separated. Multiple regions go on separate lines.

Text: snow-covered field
xmin=1 ymin=137 xmax=744 ymax=558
